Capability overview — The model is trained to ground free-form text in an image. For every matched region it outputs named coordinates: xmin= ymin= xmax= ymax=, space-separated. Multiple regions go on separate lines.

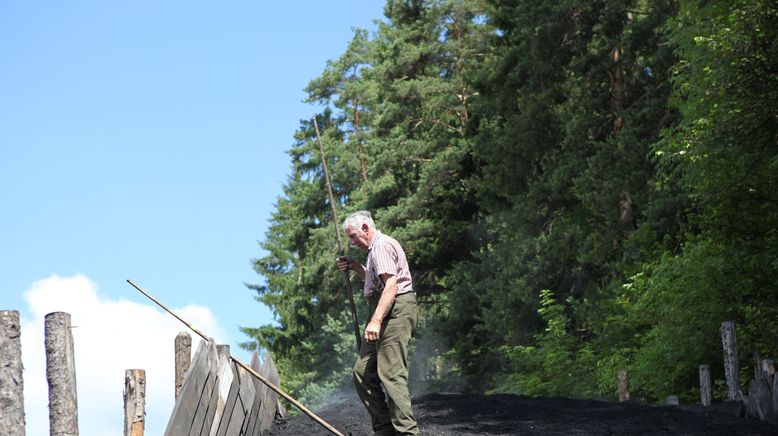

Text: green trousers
xmin=353 ymin=292 xmax=419 ymax=436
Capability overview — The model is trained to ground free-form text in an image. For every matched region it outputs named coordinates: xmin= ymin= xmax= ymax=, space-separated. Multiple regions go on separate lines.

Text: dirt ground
xmin=269 ymin=392 xmax=777 ymax=435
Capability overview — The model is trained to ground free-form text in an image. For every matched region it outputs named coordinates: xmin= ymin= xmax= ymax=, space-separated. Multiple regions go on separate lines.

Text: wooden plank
xmin=237 ymin=365 xmax=257 ymax=435
xmin=215 ymin=362 xmax=240 ymax=436
xmin=258 ymin=353 xmax=280 ymax=434
xmin=204 ymin=347 xmax=234 ymax=436
xmin=749 ymin=371 xmax=776 ymax=424
xmin=244 ymin=352 xmax=265 ymax=436
xmin=165 ymin=340 xmax=218 ymax=436
xmin=773 ymin=376 xmax=778 ymax=424
xmin=224 ymin=364 xmax=256 ymax=436
xmin=196 ymin=370 xmax=220 ymax=436
xmin=192 ymin=346 xmax=221 ymax=436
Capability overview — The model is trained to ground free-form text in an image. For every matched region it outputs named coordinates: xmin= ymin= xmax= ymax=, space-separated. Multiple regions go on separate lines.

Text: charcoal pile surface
xmin=269 ymin=392 xmax=777 ymax=435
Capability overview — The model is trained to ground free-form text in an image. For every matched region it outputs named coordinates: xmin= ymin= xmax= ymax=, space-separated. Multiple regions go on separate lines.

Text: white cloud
xmin=20 ymin=274 xmax=228 ymax=436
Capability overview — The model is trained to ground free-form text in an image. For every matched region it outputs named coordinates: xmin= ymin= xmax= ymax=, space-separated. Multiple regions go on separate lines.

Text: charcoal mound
xmin=269 ymin=392 xmax=777 ymax=435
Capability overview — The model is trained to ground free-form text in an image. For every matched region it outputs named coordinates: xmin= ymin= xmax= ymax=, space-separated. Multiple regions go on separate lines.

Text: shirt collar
xmin=367 ymin=230 xmax=383 ymax=252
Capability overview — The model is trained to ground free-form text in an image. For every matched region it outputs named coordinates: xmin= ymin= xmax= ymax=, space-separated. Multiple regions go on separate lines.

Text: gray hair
xmin=342 ymin=210 xmax=375 ymax=232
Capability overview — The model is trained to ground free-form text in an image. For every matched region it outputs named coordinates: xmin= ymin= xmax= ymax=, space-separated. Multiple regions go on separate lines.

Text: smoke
xmin=409 ymin=318 xmax=465 ymax=397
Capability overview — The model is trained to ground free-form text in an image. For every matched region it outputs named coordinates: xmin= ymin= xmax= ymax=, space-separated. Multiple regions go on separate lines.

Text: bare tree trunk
xmin=353 ymin=98 xmax=368 ymax=183
xmin=0 ymin=310 xmax=25 ymax=436
xmin=610 ymin=46 xmax=626 ymax=133
xmin=175 ymin=332 xmax=192 ymax=399
xmin=45 ymin=312 xmax=79 ymax=436
xmin=123 ymin=369 xmax=145 ymax=436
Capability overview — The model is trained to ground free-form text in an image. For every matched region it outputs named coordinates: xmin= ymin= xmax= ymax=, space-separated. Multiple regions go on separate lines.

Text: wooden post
xmin=0 ymin=310 xmax=25 ymax=436
xmin=123 ymin=369 xmax=146 ymax=436
xmin=617 ymin=369 xmax=630 ymax=402
xmin=699 ymin=364 xmax=712 ymax=406
xmin=45 ymin=311 xmax=79 ymax=435
xmin=174 ymin=332 xmax=191 ymax=399
xmin=720 ymin=321 xmax=741 ymax=401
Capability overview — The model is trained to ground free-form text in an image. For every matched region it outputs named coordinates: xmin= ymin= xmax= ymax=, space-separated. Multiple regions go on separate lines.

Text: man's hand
xmin=337 ymin=256 xmax=366 ymax=279
xmin=365 ymin=318 xmax=382 ymax=342
xmin=336 ymin=256 xmax=351 ymax=272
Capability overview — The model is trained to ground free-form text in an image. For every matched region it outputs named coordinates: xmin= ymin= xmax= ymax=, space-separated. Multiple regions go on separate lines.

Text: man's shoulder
xmin=374 ymin=232 xmax=401 ymax=248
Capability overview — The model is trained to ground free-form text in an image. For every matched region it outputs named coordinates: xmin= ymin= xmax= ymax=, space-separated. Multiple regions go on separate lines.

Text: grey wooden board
xmin=215 ymin=361 xmax=241 ymax=436
xmin=191 ymin=349 xmax=221 ymax=436
xmin=166 ymin=347 xmax=281 ymax=436
xmin=203 ymin=355 xmax=233 ymax=436
xmin=165 ymin=340 xmax=217 ymax=436
xmin=245 ymin=353 xmax=265 ymax=436
xmin=258 ymin=353 xmax=280 ymax=434
xmin=238 ymin=365 xmax=257 ymax=435
xmin=224 ymin=363 xmax=256 ymax=436
xmin=192 ymin=377 xmax=215 ymax=436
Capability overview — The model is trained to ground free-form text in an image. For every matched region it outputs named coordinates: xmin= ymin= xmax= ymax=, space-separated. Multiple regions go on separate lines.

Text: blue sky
xmin=0 ymin=1 xmax=385 ymax=434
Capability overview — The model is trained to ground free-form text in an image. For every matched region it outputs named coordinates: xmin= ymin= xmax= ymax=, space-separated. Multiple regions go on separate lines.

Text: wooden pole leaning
xmin=125 ymin=279 xmax=345 ymax=436
xmin=313 ymin=116 xmax=362 ymax=353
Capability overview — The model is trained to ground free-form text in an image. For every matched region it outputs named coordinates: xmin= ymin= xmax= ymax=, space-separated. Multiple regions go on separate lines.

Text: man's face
xmin=346 ymin=224 xmax=371 ymax=251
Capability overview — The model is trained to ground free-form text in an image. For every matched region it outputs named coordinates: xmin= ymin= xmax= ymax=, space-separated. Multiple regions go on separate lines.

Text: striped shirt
xmin=364 ymin=230 xmax=413 ymax=298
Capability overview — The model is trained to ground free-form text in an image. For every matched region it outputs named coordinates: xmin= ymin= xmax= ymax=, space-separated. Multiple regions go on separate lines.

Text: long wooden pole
xmin=313 ymin=116 xmax=362 ymax=353
xmin=126 ymin=279 xmax=345 ymax=436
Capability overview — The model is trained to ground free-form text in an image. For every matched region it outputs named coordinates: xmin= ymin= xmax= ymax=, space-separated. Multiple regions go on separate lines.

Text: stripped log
xmin=617 ymin=370 xmax=630 ymax=402
xmin=45 ymin=311 xmax=79 ymax=436
xmin=0 ymin=310 xmax=25 ymax=436
xmin=721 ymin=321 xmax=741 ymax=401
xmin=175 ymin=332 xmax=192 ymax=399
xmin=123 ymin=369 xmax=146 ymax=436
xmin=699 ymin=364 xmax=712 ymax=407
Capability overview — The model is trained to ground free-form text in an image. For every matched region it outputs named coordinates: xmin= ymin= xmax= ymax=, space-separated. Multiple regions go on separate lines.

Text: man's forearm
xmin=371 ymin=275 xmax=398 ymax=323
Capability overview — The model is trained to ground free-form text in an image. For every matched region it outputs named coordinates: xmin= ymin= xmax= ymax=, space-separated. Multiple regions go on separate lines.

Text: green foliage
xmin=498 ymin=289 xmax=597 ymax=398
xmin=244 ymin=0 xmax=778 ymax=406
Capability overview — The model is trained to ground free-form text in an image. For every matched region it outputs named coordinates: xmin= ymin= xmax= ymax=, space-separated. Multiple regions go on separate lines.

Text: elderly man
xmin=337 ymin=210 xmax=419 ymax=436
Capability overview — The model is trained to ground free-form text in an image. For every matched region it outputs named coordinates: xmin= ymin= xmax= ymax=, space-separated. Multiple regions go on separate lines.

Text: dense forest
xmin=241 ymin=0 xmax=778 ymax=408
